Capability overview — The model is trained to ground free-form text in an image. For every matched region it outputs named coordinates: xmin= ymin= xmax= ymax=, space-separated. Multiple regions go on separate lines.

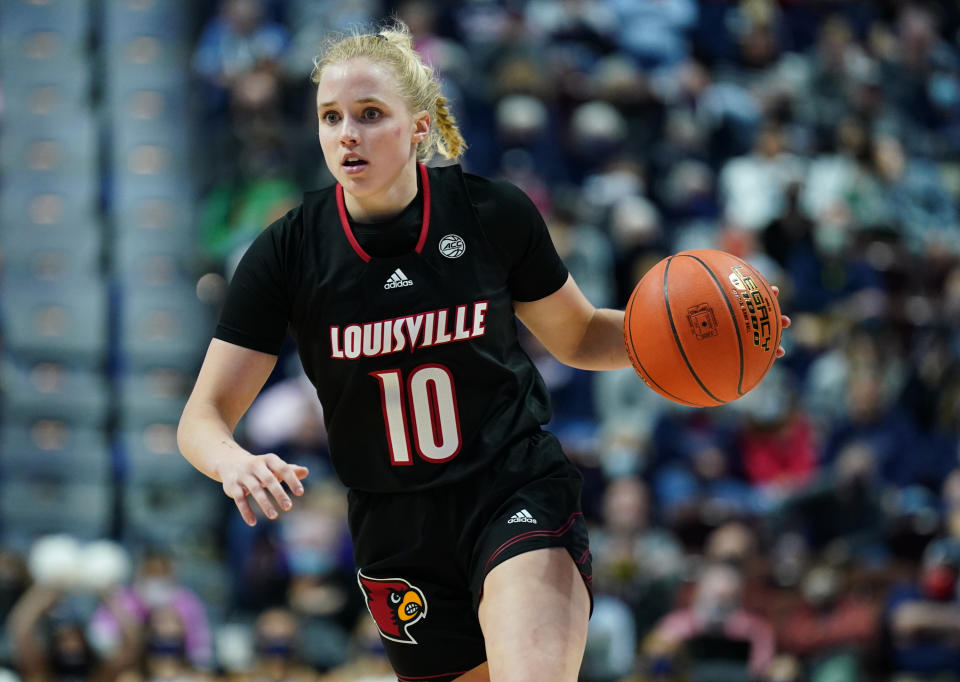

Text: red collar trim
xmin=336 ymin=163 xmax=431 ymax=263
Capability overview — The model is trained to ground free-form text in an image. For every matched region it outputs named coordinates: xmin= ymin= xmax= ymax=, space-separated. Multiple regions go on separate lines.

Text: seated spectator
xmin=883 ymin=538 xmax=960 ymax=679
xmin=119 ymin=606 xmax=211 ymax=682
xmin=199 ymin=65 xmax=300 ymax=274
xmin=718 ymin=120 xmax=806 ymax=233
xmin=316 ymin=616 xmax=394 ymax=682
xmin=702 ymin=521 xmax=778 ymax=618
xmin=226 ymin=608 xmax=317 ymax=682
xmin=646 ymin=562 xmax=776 ymax=681
xmin=871 ymin=132 xmax=959 ymax=256
xmin=732 ymin=366 xmax=819 ymax=500
xmin=90 ymin=549 xmax=212 ymax=669
xmin=7 ymin=582 xmax=139 ymax=682
xmin=823 ymin=373 xmax=922 ymax=487
xmin=590 ymin=475 xmax=685 ymax=636
xmin=193 ymin=0 xmax=290 ymax=91
xmin=649 ymin=406 xmax=757 ymax=545
xmin=581 ymin=595 xmax=639 ymax=682
xmin=775 ymin=562 xmax=881 ymax=678
xmin=772 ymin=443 xmax=888 ymax=562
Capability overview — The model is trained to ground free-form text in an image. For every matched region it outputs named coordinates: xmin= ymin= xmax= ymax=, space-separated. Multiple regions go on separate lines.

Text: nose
xmin=339 ymin=118 xmax=359 ymax=147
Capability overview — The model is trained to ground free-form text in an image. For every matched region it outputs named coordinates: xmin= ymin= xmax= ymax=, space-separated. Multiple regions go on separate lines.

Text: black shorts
xmin=347 ymin=432 xmax=593 ymax=682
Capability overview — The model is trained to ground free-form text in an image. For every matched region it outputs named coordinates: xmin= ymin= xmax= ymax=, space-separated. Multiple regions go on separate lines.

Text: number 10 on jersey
xmin=370 ymin=365 xmax=462 ymax=465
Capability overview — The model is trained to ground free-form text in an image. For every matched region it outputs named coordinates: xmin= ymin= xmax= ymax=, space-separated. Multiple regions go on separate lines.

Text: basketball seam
xmin=624 ymin=278 xmax=705 ymax=408
xmin=680 ymin=253 xmax=746 ymax=396
xmin=663 ymin=256 xmax=723 ymax=405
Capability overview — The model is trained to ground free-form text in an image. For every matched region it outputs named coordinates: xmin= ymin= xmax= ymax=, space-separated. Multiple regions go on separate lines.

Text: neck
xmin=343 ymin=161 xmax=419 ymax=223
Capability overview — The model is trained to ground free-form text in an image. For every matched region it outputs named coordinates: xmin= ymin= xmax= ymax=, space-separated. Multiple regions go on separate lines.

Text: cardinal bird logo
xmin=357 ymin=571 xmax=427 ymax=644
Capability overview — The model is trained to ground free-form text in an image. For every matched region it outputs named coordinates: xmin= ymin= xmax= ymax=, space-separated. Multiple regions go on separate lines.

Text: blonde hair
xmin=311 ymin=20 xmax=466 ymax=163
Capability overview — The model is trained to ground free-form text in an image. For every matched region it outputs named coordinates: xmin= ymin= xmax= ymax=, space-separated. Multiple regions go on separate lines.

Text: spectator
xmin=544 ymin=194 xmax=616 ymax=311
xmin=7 ymin=583 xmax=139 ymax=682
xmin=610 ymin=0 xmax=698 ymax=70
xmin=719 ymin=120 xmax=806 ymax=233
xmin=646 ymin=561 xmax=776 ymax=681
xmin=732 ymin=366 xmax=819 ymax=500
xmin=590 ymin=475 xmax=685 ymax=636
xmin=884 ymin=538 xmax=960 ymax=678
xmin=772 ymin=443 xmax=888 ymax=562
xmin=775 ymin=562 xmax=882 ymax=678
xmin=316 ymin=616 xmax=393 ymax=682
xmin=648 ymin=406 xmax=755 ymax=545
xmin=871 ymin=132 xmax=959 ymax=256
xmin=226 ymin=608 xmax=317 ymax=682
xmin=119 ymin=606 xmax=210 ymax=682
xmin=823 ymin=373 xmax=921 ymax=487
xmin=90 ymin=549 xmax=213 ymax=669
xmin=193 ymin=0 xmax=290 ymax=89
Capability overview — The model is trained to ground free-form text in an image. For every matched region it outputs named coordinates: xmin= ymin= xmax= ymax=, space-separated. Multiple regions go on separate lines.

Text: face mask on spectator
xmin=148 ymin=635 xmax=187 ymax=658
xmin=52 ymin=649 xmax=94 ymax=678
xmin=695 ymin=597 xmax=737 ymax=630
xmin=921 ymin=566 xmax=958 ymax=601
xmin=137 ymin=578 xmax=176 ymax=608
xmin=256 ymin=637 xmax=294 ymax=658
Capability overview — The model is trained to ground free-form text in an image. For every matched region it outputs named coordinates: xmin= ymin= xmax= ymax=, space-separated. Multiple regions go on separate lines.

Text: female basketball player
xmin=178 ymin=21 xmax=789 ymax=682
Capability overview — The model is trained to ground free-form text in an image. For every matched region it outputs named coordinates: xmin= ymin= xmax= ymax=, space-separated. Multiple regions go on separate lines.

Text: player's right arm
xmin=177 ymin=338 xmax=308 ymax=526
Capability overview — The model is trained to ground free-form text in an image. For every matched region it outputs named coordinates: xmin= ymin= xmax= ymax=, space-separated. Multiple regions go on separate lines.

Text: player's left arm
xmin=515 ymin=276 xmax=791 ymax=371
xmin=514 ymin=274 xmax=630 ymax=371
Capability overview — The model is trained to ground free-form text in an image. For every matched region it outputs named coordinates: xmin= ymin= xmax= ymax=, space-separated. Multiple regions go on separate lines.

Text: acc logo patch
xmin=357 ymin=570 xmax=427 ymax=644
xmin=439 ymin=234 xmax=466 ymax=259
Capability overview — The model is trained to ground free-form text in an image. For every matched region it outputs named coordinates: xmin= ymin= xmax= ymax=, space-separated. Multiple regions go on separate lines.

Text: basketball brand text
xmin=728 ymin=266 xmax=772 ymax=352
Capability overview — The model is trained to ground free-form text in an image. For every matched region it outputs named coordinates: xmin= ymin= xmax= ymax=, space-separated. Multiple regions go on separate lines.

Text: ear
xmin=412 ymin=110 xmax=430 ymax=143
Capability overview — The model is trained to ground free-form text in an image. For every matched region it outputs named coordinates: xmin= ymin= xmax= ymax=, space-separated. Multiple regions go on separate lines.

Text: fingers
xmin=224 ymin=479 xmax=258 ymax=526
xmin=222 ymin=454 xmax=309 ymax=527
xmin=264 ymin=453 xmax=308 ymax=497
xmin=244 ymin=473 xmax=281 ymax=520
xmin=771 ymin=286 xmax=789 ymax=359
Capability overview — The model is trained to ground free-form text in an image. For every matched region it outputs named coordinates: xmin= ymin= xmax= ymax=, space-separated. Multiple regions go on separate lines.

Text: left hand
xmin=771 ymin=285 xmax=791 ymax=358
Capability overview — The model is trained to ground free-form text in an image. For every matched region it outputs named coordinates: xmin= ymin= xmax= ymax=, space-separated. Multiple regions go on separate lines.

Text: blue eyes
xmin=322 ymin=108 xmax=382 ymax=124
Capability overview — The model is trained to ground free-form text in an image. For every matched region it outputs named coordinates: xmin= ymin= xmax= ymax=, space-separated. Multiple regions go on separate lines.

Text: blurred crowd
xmin=4 ymin=0 xmax=960 ymax=681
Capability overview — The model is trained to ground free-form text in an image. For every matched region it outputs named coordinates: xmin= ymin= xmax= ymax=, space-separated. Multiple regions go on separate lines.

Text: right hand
xmin=218 ymin=452 xmax=309 ymax=526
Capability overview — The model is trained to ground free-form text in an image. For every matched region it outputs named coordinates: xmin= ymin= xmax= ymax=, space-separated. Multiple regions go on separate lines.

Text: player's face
xmin=316 ymin=58 xmax=429 ymax=213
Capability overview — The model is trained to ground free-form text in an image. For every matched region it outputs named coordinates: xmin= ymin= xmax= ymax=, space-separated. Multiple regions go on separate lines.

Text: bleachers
xmin=0 ymin=0 xmax=210 ymax=559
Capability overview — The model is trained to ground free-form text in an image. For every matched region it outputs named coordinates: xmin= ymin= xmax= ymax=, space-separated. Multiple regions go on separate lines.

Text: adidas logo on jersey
xmin=507 ymin=509 xmax=537 ymax=524
xmin=384 ymin=268 xmax=414 ymax=290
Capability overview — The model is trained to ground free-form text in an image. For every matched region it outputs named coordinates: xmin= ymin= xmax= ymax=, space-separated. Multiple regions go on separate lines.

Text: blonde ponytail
xmin=311 ymin=20 xmax=467 ymax=163
xmin=433 ymin=95 xmax=466 ymax=160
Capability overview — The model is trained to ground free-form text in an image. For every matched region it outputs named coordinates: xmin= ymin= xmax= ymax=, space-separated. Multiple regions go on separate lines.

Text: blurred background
xmin=1 ymin=0 xmax=960 ymax=680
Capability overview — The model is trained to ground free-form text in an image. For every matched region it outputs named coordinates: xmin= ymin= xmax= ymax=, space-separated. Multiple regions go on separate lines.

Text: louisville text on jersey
xmin=330 ymin=301 xmax=489 ymax=359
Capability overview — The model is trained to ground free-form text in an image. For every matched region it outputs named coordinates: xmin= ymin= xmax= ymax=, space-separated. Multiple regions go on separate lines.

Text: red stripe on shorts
xmin=482 ymin=511 xmax=583 ymax=575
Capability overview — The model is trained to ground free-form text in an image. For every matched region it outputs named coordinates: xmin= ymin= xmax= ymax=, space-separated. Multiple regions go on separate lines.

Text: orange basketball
xmin=623 ymin=249 xmax=782 ymax=407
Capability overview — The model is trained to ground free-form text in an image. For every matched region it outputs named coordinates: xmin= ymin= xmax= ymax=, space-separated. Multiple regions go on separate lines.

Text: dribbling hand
xmin=219 ymin=453 xmax=309 ymax=526
xmin=771 ymin=285 xmax=791 ymax=358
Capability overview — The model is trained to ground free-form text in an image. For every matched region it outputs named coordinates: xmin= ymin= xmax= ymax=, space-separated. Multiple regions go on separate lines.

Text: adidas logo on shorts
xmin=507 ymin=509 xmax=537 ymax=524
xmin=384 ymin=268 xmax=414 ymax=289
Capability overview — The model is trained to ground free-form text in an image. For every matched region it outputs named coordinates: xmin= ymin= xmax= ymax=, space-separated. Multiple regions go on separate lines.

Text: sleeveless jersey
xmin=274 ymin=164 xmax=555 ymax=492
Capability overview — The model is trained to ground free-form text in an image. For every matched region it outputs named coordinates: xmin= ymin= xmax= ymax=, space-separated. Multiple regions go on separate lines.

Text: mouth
xmin=341 ymin=155 xmax=369 ymax=174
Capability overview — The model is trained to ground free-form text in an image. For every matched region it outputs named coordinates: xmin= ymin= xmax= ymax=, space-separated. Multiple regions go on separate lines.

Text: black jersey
xmin=216 ymin=164 xmax=569 ymax=493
